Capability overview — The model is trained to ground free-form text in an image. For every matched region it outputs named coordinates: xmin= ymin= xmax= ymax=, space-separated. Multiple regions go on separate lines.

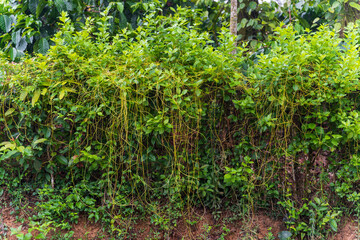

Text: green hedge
xmin=1 ymin=10 xmax=360 ymax=238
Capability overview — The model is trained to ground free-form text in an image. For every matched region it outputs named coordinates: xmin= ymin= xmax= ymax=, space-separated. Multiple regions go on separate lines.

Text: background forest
xmin=1 ymin=0 xmax=360 ymax=239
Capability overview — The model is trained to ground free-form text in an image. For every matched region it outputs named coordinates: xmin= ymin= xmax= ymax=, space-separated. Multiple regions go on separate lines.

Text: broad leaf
xmin=0 ymin=15 xmax=11 ymax=32
xmin=29 ymin=0 xmax=39 ymax=15
xmin=278 ymin=231 xmax=292 ymax=240
xmin=116 ymin=2 xmax=124 ymax=12
xmin=332 ymin=1 xmax=340 ymax=9
xmin=16 ymin=37 xmax=27 ymax=51
xmin=33 ymin=160 xmax=42 ymax=172
xmin=334 ymin=22 xmax=341 ymax=32
xmin=35 ymin=233 xmax=46 ymax=239
xmin=59 ymin=88 xmax=65 ymax=100
xmin=20 ymin=89 xmax=28 ymax=101
xmin=36 ymin=0 xmax=46 ymax=18
xmin=4 ymin=108 xmax=15 ymax=116
xmin=54 ymin=0 xmax=67 ymax=13
xmin=32 ymin=89 xmax=41 ymax=107
xmin=64 ymin=0 xmax=74 ymax=11
xmin=33 ymin=138 xmax=47 ymax=146
xmin=0 ymin=150 xmax=18 ymax=161
xmin=12 ymin=30 xmax=21 ymax=46
xmin=37 ymin=38 xmax=49 ymax=55
xmin=56 ymin=155 xmax=68 ymax=165
xmin=24 ymin=233 xmax=32 ymax=240
xmin=249 ymin=1 xmax=257 ymax=10
xmin=9 ymin=48 xmax=17 ymax=61
xmin=330 ymin=219 xmax=338 ymax=232
xmin=350 ymin=2 xmax=360 ymax=11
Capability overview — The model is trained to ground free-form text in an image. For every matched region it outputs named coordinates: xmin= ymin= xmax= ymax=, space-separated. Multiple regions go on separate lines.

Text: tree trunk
xmin=230 ymin=0 xmax=238 ymax=54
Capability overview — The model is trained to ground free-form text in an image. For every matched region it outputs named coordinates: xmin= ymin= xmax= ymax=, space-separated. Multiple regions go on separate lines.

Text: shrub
xmin=2 ymin=8 xmax=360 ymax=238
xmin=0 ymin=9 xmax=245 ymax=211
xmin=231 ymin=24 xmax=360 ymax=237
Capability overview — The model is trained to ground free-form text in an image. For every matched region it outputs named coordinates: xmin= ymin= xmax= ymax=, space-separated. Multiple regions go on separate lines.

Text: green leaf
xmin=64 ymin=1 xmax=74 ymax=11
xmin=0 ymin=15 xmax=11 ymax=32
xmin=1 ymin=150 xmax=18 ymax=161
xmin=16 ymin=37 xmax=27 ymax=52
xmin=36 ymin=0 xmax=46 ymax=18
xmin=59 ymin=11 xmax=68 ymax=23
xmin=84 ymin=197 xmax=94 ymax=205
xmin=298 ymin=18 xmax=310 ymax=29
xmin=33 ymin=160 xmax=42 ymax=172
xmin=35 ymin=233 xmax=46 ymax=239
xmin=44 ymin=127 xmax=51 ymax=138
xmin=119 ymin=12 xmax=127 ymax=28
xmin=59 ymin=88 xmax=65 ymax=100
xmin=10 ymin=226 xmax=22 ymax=236
xmin=54 ymin=0 xmax=67 ymax=13
xmin=0 ymin=142 xmax=16 ymax=150
xmin=239 ymin=18 xmax=248 ymax=29
xmin=195 ymin=89 xmax=201 ymax=97
xmin=116 ymin=2 xmax=124 ymax=12
xmin=350 ymin=2 xmax=360 ymax=11
xmin=41 ymin=88 xmax=47 ymax=95
xmin=332 ymin=1 xmax=340 ymax=9
xmin=37 ymin=38 xmax=49 ymax=55
xmin=32 ymin=89 xmax=41 ymax=107
xmin=12 ymin=30 xmax=21 ymax=45
xmin=330 ymin=219 xmax=337 ymax=232
xmin=9 ymin=48 xmax=17 ymax=61
xmin=24 ymin=232 xmax=32 ymax=240
xmin=20 ymin=89 xmax=28 ymax=101
xmin=56 ymin=155 xmax=68 ymax=165
xmin=334 ymin=22 xmax=341 ymax=32
xmin=278 ymin=231 xmax=292 ymax=240
xmin=308 ymin=123 xmax=316 ymax=130
xmin=33 ymin=138 xmax=47 ymax=146
xmin=224 ymin=173 xmax=232 ymax=183
xmin=16 ymin=50 xmax=24 ymax=59
xmin=249 ymin=1 xmax=257 ymax=10
xmin=29 ymin=0 xmax=39 ymax=15
xmin=4 ymin=108 xmax=15 ymax=116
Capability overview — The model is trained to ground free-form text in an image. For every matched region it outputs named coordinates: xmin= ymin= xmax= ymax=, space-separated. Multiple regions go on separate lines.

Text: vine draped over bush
xmin=1 ymin=9 xmax=360 ymax=239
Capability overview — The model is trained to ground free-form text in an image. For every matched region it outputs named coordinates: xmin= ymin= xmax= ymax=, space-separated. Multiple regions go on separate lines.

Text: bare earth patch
xmin=0 ymin=195 xmax=105 ymax=239
xmin=0 ymin=206 xmax=25 ymax=240
xmin=0 ymin=190 xmax=358 ymax=240
xmin=333 ymin=218 xmax=359 ymax=240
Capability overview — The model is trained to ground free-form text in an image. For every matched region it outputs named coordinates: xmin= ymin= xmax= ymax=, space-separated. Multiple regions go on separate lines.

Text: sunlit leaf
xmin=32 ymin=89 xmax=41 ymax=107
xmin=350 ymin=2 xmax=360 ymax=10
xmin=59 ymin=88 xmax=65 ymax=100
xmin=4 ymin=108 xmax=15 ymax=116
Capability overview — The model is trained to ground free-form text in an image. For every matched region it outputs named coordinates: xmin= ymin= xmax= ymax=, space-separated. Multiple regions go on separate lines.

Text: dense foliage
xmin=1 ymin=1 xmax=360 ymax=239
xmin=3 ymin=0 xmax=359 ymax=61
xmin=0 ymin=0 xmax=225 ymax=61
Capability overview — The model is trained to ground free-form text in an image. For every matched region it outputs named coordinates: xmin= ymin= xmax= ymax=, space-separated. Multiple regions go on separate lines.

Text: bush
xmin=231 ymin=24 xmax=360 ymax=237
xmin=2 ymin=8 xmax=360 ymax=238
xmin=0 ymin=9 xmax=244 ymax=211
